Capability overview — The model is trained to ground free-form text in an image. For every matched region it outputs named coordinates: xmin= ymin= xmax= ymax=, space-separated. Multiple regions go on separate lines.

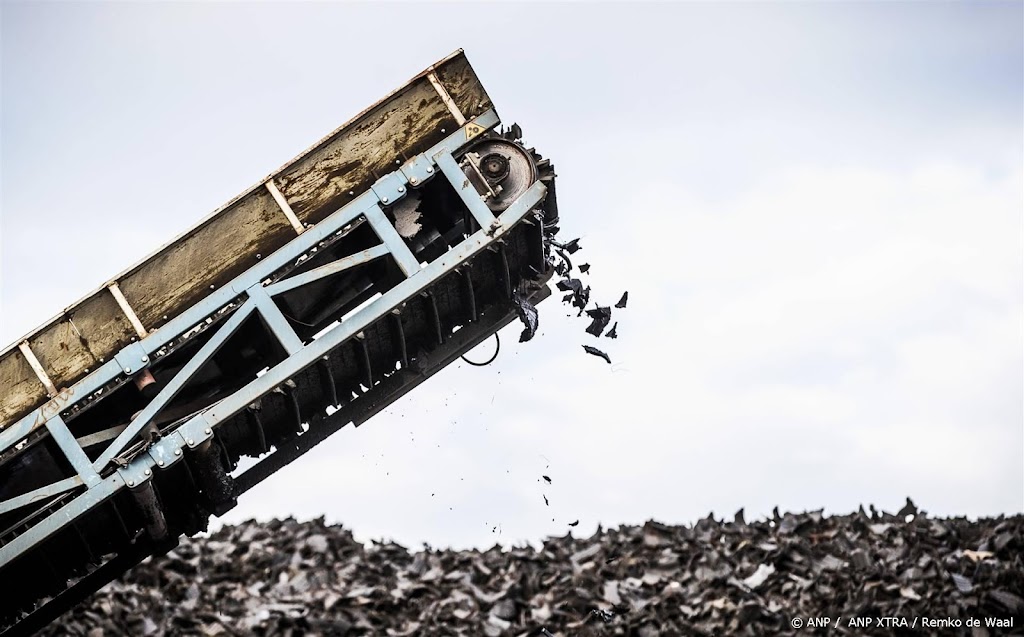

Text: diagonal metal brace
xmin=93 ymin=300 xmax=256 ymax=470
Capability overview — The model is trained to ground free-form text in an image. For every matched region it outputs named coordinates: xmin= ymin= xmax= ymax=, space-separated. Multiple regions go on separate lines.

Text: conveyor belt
xmin=1 ymin=217 xmax=552 ymax=633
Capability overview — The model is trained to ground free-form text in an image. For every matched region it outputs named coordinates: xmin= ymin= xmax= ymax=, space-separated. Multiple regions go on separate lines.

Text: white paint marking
xmin=19 ymin=341 xmax=58 ymax=397
xmin=107 ymin=282 xmax=148 ymax=338
xmin=428 ymin=72 xmax=467 ymax=125
xmin=265 ymin=179 xmax=306 ymax=235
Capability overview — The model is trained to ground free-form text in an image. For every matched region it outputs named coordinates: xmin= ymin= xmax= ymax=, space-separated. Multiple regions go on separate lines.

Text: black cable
xmin=461 ymin=332 xmax=500 ymax=366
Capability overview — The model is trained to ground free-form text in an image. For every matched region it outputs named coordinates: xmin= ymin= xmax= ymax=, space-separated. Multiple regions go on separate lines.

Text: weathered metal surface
xmin=0 ymin=50 xmax=488 ymax=430
xmin=0 ymin=114 xmax=500 ymax=454
xmin=28 ymin=292 xmax=137 ymax=391
xmin=433 ymin=53 xmax=493 ymax=121
xmin=274 ymin=78 xmax=456 ymax=225
xmin=118 ymin=188 xmax=294 ymax=329
xmin=0 ymin=352 xmax=47 ymax=429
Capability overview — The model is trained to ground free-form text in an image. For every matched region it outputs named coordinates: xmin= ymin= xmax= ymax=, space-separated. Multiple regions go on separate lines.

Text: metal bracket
xmin=370 ymin=172 xmax=409 ymax=207
xmin=147 ymin=432 xmax=186 ymax=470
xmin=177 ymin=414 xmax=215 ymax=450
xmin=113 ymin=342 xmax=149 ymax=376
xmin=115 ymin=458 xmax=155 ymax=490
xmin=400 ymin=154 xmax=437 ymax=188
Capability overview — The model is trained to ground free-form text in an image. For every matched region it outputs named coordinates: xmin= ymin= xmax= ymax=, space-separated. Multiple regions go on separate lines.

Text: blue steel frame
xmin=0 ymin=110 xmax=547 ymax=568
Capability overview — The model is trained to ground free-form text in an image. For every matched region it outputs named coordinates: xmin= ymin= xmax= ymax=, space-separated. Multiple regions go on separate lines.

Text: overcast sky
xmin=1 ymin=2 xmax=1021 ymax=550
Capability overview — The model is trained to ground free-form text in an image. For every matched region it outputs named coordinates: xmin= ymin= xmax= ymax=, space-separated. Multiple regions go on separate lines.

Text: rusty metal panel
xmin=0 ymin=351 xmax=47 ymax=430
xmin=274 ymin=77 xmax=457 ymax=225
xmin=119 ymin=188 xmax=294 ymax=329
xmin=28 ymin=293 xmax=137 ymax=391
xmin=433 ymin=54 xmax=493 ymax=121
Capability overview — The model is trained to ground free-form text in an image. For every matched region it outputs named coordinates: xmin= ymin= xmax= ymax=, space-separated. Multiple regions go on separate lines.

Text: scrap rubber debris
xmin=547 ymin=237 xmax=627 ymax=364
xmin=584 ymin=306 xmax=612 ymax=337
xmin=512 ymin=290 xmax=539 ymax=343
xmin=582 ymin=345 xmax=612 ymax=364
xmin=43 ymin=505 xmax=1023 ymax=636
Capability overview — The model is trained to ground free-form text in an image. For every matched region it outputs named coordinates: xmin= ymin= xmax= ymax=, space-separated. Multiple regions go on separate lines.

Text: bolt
xmin=256 ymin=253 xmax=262 ymax=260
xmin=441 ymin=128 xmax=446 ymax=134
xmin=349 ymin=191 xmax=355 ymax=196
xmin=204 ymin=428 xmax=212 ymax=435
xmin=127 ymin=480 xmax=134 ymax=487
xmin=158 ymin=460 xmax=164 ymax=466
xmin=395 ymin=159 xmax=401 ymax=165
xmin=187 ymin=439 xmax=194 ymax=445
xmin=174 ymin=449 xmax=181 ymax=456
xmin=398 ymin=186 xmax=405 ymax=193
xmin=141 ymin=356 xmax=148 ymax=362
xmin=382 ymin=196 xmax=389 ymax=203
xmin=426 ymin=167 xmax=434 ymax=174
xmin=410 ymin=177 xmax=418 ymax=185
xmin=210 ymin=284 xmax=215 ymax=289
xmin=163 ymin=315 xmax=169 ymax=321
xmin=124 ymin=367 xmax=132 ymax=374
xmin=144 ymin=469 xmax=151 ymax=476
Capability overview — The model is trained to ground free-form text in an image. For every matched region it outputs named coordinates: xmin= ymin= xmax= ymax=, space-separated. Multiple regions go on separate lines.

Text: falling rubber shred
xmin=583 ymin=345 xmax=612 ymax=364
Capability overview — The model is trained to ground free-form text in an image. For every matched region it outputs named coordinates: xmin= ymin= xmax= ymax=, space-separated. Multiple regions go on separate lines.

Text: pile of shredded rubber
xmin=46 ymin=501 xmax=1023 ymax=636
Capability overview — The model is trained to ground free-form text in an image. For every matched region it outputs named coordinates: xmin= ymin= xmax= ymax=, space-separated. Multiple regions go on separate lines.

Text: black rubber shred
xmin=615 ymin=291 xmax=628 ymax=309
xmin=47 ymin=506 xmax=1024 ymax=634
xmin=542 ymin=475 xmax=552 ymax=484
xmin=512 ymin=290 xmax=539 ymax=343
xmin=543 ymin=495 xmax=549 ymax=507
xmin=569 ymin=520 xmax=579 ymax=527
xmin=585 ymin=306 xmax=612 ymax=337
xmin=582 ymin=345 xmax=612 ymax=364
xmin=555 ymin=248 xmax=573 ymax=273
xmin=556 ymin=238 xmax=581 ymax=254
xmin=591 ymin=609 xmax=616 ymax=623
xmin=556 ymin=278 xmax=583 ymax=294
xmin=579 ymin=263 xmax=590 ymax=274
xmin=575 ymin=286 xmax=591 ymax=315
xmin=605 ymin=322 xmax=618 ymax=339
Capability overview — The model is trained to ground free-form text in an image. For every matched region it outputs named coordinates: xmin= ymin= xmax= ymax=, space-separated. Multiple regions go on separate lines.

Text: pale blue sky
xmin=1 ymin=1 xmax=1021 ymax=548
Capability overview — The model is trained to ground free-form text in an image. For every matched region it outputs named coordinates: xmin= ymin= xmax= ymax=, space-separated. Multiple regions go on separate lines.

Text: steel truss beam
xmin=0 ymin=112 xmax=547 ymax=571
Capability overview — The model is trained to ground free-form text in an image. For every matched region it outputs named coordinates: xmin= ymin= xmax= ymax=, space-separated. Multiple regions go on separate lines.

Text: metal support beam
xmin=45 ymin=416 xmax=101 ymax=487
xmin=435 ymin=151 xmax=496 ymax=231
xmin=264 ymin=244 xmax=390 ymax=297
xmin=93 ymin=300 xmax=256 ymax=470
xmin=363 ymin=205 xmax=421 ymax=278
xmin=0 ymin=112 xmax=531 ymax=576
xmin=0 ymin=476 xmax=82 ymax=516
xmin=0 ymin=476 xmax=122 ymax=567
xmin=423 ymin=292 xmax=444 ymax=346
xmin=390 ymin=311 xmax=408 ymax=368
xmin=461 ymin=269 xmax=477 ymax=323
xmin=0 ymin=110 xmax=500 ymax=457
xmin=249 ymin=287 xmax=303 ymax=356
